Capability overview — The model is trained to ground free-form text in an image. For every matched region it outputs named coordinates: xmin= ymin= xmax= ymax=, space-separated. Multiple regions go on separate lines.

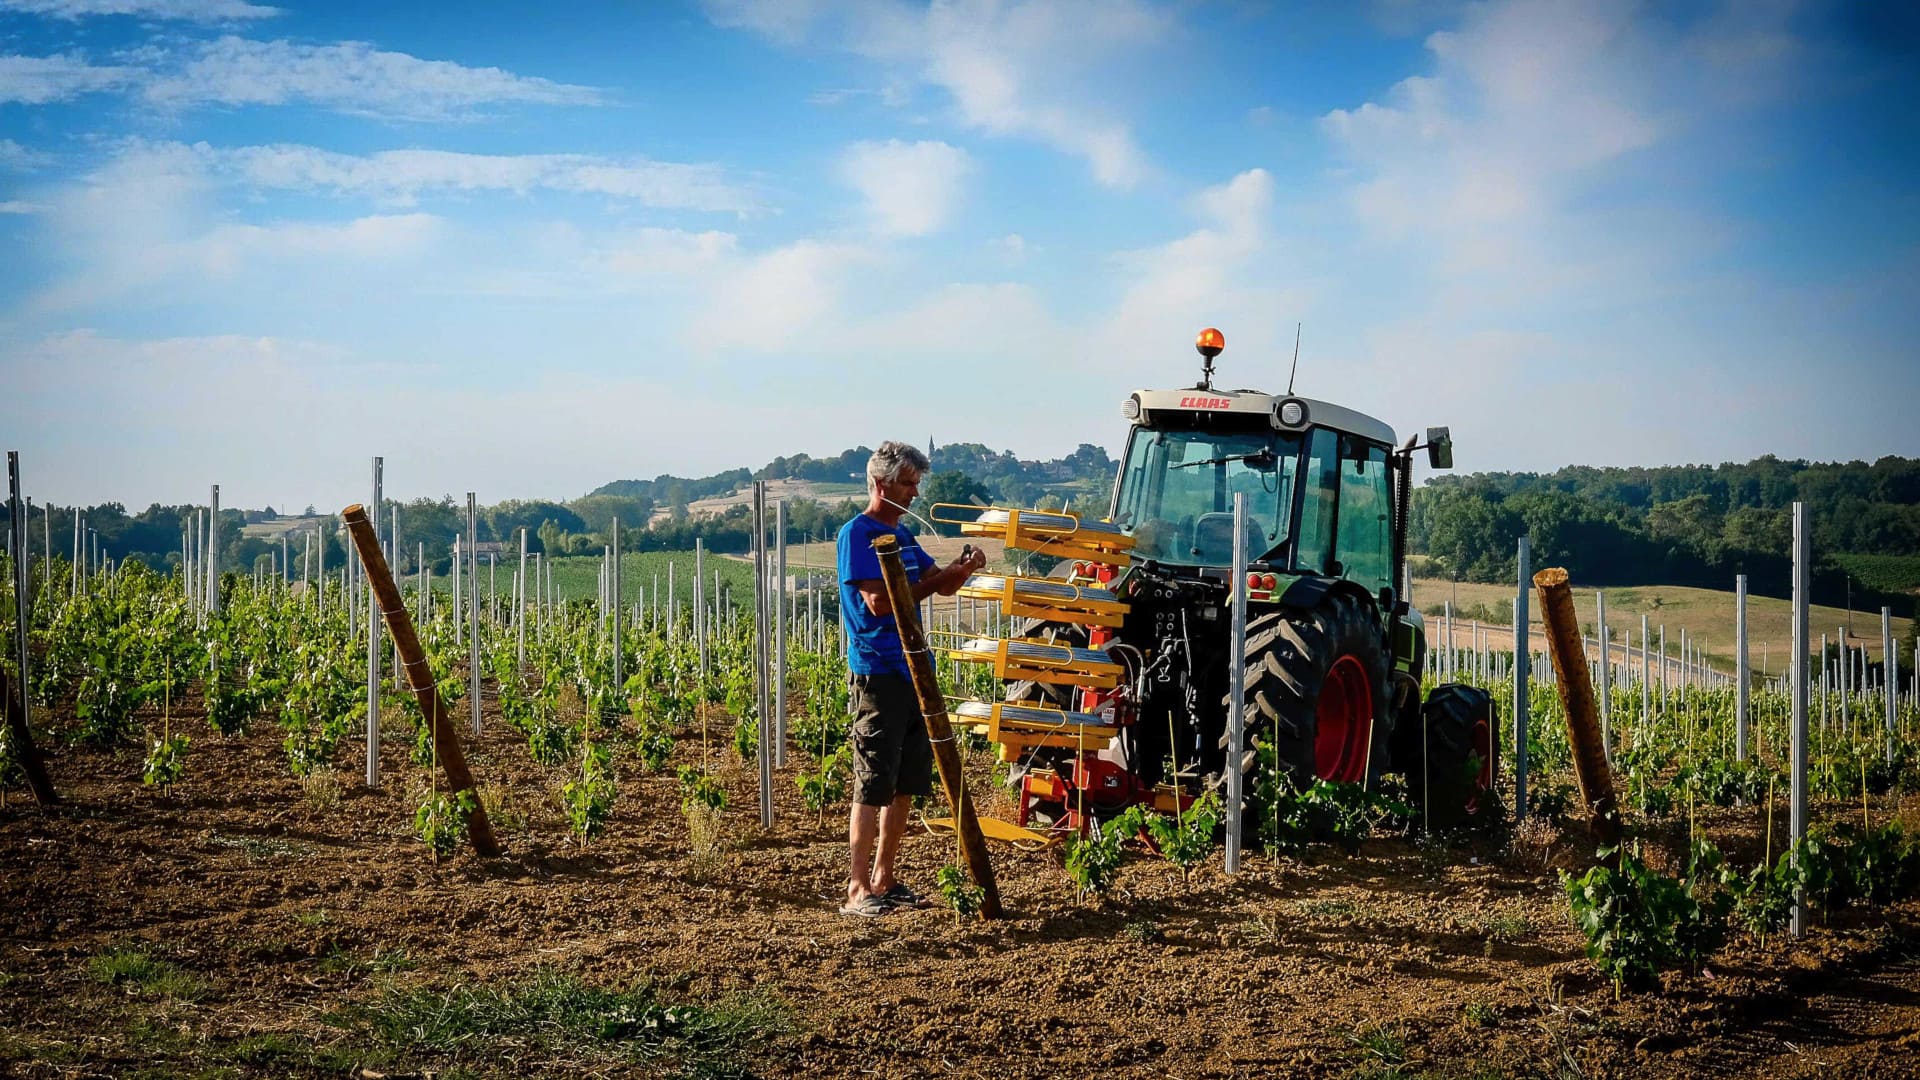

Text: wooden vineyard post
xmin=1 ymin=670 xmax=57 ymax=804
xmin=1532 ymin=567 xmax=1621 ymax=849
xmin=872 ymin=534 xmax=1001 ymax=919
xmin=342 ymin=503 xmax=500 ymax=857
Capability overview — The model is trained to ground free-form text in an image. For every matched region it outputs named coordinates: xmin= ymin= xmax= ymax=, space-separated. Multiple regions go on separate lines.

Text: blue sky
xmin=2 ymin=0 xmax=1916 ymax=511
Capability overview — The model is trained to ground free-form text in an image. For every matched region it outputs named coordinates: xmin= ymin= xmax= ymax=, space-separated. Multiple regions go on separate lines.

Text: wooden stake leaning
xmin=1533 ymin=566 xmax=1620 ymax=849
xmin=872 ymin=533 xmax=1001 ymax=919
xmin=342 ymin=503 xmax=500 ymax=857
xmin=0 ymin=669 xmax=57 ymax=804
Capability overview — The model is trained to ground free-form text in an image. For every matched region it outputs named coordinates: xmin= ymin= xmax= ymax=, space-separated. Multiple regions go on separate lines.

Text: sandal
xmin=880 ymin=883 xmax=928 ymax=909
xmin=837 ymin=895 xmax=892 ymax=918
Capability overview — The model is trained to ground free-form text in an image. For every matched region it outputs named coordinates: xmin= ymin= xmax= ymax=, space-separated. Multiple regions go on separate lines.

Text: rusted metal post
xmin=1532 ymin=567 xmax=1620 ymax=848
xmin=872 ymin=533 xmax=1001 ymax=918
xmin=342 ymin=503 xmax=500 ymax=857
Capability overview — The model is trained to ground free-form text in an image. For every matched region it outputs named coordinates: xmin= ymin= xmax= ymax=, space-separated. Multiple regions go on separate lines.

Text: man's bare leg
xmin=847 ymin=802 xmax=882 ymax=905
xmin=871 ymin=793 xmax=912 ymax=894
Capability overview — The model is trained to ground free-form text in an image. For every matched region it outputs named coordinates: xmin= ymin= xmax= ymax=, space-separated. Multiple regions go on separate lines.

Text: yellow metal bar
xmin=956 ymin=573 xmax=1129 ymax=628
xmin=925 ymin=815 xmax=1056 ymax=848
xmin=946 ymin=636 xmax=1124 ymax=688
xmin=933 ymin=502 xmax=1135 ymax=564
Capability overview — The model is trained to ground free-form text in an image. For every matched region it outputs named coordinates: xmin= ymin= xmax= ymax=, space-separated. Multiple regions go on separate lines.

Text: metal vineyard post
xmin=1514 ymin=535 xmax=1530 ymax=820
xmin=467 ymin=492 xmax=479 ymax=737
xmin=1736 ymin=575 xmax=1749 ymax=761
xmin=1224 ymin=491 xmax=1249 ymax=874
xmin=774 ymin=499 xmax=787 ymax=769
xmin=367 ymin=456 xmax=383 ymax=789
xmin=1790 ymin=502 xmax=1809 ymax=937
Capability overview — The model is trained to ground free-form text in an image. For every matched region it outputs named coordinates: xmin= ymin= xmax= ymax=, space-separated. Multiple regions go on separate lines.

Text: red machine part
xmin=1013 ymin=557 xmax=1158 ymax=834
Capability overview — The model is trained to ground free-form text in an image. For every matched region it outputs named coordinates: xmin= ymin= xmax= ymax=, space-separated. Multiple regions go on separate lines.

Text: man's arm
xmin=853 ymin=548 xmax=984 ymax=616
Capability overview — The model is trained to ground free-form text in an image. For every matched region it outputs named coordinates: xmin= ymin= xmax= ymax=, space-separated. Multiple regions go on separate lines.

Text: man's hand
xmin=933 ymin=545 xmax=986 ymax=597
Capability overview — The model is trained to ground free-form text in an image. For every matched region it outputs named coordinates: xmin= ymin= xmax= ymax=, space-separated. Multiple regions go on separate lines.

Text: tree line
xmin=1408 ymin=455 xmax=1920 ymax=613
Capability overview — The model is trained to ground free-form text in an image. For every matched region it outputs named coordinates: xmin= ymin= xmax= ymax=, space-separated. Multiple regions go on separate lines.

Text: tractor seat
xmin=1191 ymin=512 xmax=1261 ymax=564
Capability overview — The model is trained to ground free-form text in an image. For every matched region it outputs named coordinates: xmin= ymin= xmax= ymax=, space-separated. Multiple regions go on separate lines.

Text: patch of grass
xmin=218 ymin=1032 xmax=318 ymax=1068
xmin=1474 ymin=907 xmax=1535 ymax=944
xmin=1462 ymin=1000 xmax=1499 ymax=1028
xmin=1120 ymin=917 xmax=1163 ymax=944
xmin=1348 ymin=1019 xmax=1407 ymax=1066
xmin=0 ymin=1030 xmax=90 ymax=1065
xmin=1241 ymin=912 xmax=1284 ymax=946
xmin=301 ymin=767 xmax=343 ymax=809
xmin=206 ymin=830 xmax=309 ymax=860
xmin=477 ymin=782 xmax=529 ymax=833
xmin=292 ymin=908 xmax=330 ymax=928
xmin=320 ymin=945 xmax=415 ymax=976
xmin=324 ymin=968 xmax=789 ymax=1077
xmin=87 ymin=946 xmax=204 ymax=1001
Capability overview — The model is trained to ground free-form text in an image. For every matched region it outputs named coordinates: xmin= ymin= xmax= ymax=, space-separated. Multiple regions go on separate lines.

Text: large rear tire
xmin=1242 ymin=590 xmax=1392 ymax=789
xmin=1404 ymin=684 xmax=1501 ymax=832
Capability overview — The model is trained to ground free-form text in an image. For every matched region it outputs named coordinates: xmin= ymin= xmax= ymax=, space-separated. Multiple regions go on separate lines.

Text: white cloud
xmin=207 ymin=143 xmax=760 ymax=212
xmin=587 ymin=227 xmax=740 ymax=278
xmin=0 ymin=139 xmax=55 ymax=170
xmin=1 ymin=0 xmax=279 ymax=20
xmin=141 ymin=36 xmax=601 ymax=119
xmin=839 ymin=139 xmax=971 ymax=236
xmin=0 ymin=200 xmax=44 ymax=214
xmin=21 ymin=142 xmax=446 ymax=313
xmin=0 ymin=52 xmax=137 ymax=103
xmin=1320 ymin=0 xmax=1665 ymax=278
xmin=691 ymin=240 xmax=873 ymax=350
xmin=708 ymin=0 xmax=1163 ymax=187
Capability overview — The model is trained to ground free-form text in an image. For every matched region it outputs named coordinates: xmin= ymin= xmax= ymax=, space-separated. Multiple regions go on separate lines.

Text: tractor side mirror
xmin=1425 ymin=427 xmax=1453 ymax=470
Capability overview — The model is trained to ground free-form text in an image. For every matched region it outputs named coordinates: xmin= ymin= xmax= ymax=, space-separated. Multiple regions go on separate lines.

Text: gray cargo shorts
xmin=849 ymin=673 xmax=933 ymax=806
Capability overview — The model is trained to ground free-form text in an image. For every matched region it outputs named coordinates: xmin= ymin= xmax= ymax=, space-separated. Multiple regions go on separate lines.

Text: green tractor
xmin=997 ymin=328 xmax=1498 ymax=834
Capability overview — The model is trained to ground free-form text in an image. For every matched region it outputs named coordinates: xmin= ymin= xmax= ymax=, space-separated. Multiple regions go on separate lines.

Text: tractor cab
xmin=1110 ymin=330 xmax=1444 ymax=606
xmin=1111 ymin=388 xmax=1400 ymax=597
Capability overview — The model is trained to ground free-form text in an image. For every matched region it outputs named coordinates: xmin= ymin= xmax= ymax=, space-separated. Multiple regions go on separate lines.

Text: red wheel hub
xmin=1314 ymin=655 xmax=1373 ymax=783
xmin=1466 ymin=713 xmax=1494 ymax=815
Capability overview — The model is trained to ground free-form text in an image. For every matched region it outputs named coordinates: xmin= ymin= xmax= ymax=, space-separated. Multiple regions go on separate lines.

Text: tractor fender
xmin=1275 ymin=575 xmax=1379 ymax=624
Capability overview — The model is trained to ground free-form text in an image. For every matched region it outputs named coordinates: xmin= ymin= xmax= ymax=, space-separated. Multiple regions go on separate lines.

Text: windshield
xmin=1113 ymin=427 xmax=1302 ymax=567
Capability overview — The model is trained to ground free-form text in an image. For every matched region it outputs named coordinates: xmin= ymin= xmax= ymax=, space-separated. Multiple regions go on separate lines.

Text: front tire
xmin=1405 ymin=684 xmax=1501 ymax=832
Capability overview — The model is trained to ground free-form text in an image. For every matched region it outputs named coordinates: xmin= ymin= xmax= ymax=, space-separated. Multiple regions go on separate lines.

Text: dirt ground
xmin=2 ymin=695 xmax=1917 ymax=1079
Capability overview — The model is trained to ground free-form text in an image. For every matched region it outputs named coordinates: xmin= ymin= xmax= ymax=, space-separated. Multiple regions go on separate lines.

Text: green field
xmin=422 ymin=548 xmax=831 ymax=608
xmin=1829 ymin=553 xmax=1920 ymax=596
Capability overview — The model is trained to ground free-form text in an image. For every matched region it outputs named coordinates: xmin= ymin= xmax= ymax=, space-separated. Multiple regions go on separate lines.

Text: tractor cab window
xmin=1113 ymin=426 xmax=1301 ymax=567
xmin=1335 ymin=436 xmax=1392 ymax=594
xmin=1294 ymin=427 xmax=1339 ymax=575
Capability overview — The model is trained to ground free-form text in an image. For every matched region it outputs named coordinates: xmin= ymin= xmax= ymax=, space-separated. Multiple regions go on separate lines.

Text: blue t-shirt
xmin=838 ymin=513 xmax=938 ymax=677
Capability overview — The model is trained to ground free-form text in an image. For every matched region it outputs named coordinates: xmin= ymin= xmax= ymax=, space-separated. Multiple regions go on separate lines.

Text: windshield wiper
xmin=1170 ymin=448 xmax=1277 ymax=470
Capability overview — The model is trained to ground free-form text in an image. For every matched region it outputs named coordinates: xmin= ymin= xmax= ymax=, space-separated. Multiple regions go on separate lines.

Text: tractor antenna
xmin=1285 ymin=322 xmax=1302 ymax=395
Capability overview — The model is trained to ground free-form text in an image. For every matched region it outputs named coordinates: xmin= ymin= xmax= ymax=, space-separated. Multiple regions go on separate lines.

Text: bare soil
xmin=3 ymin=696 xmax=1917 ymax=1079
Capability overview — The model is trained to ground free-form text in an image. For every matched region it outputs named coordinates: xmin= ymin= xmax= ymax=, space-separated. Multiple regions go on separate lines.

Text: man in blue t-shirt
xmin=836 ymin=441 xmax=985 ymax=917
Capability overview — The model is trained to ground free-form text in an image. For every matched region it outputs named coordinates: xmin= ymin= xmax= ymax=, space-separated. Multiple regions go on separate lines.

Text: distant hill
xmin=591 ymin=442 xmax=1117 ymax=515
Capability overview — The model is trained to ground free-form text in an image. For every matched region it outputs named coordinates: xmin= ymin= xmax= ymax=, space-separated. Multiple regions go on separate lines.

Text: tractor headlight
xmin=1121 ymin=394 xmax=1141 ymax=420
xmin=1276 ymin=399 xmax=1307 ymax=427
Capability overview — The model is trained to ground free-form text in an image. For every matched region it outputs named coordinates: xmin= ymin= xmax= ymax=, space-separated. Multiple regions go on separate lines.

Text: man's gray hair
xmin=867 ymin=441 xmax=931 ymax=489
